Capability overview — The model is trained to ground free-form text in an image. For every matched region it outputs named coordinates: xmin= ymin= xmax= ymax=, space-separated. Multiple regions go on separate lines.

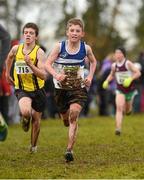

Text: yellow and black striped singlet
xmin=14 ymin=44 xmax=44 ymax=91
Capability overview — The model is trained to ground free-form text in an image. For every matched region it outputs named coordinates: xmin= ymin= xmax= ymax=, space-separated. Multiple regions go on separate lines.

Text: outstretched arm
xmin=123 ymin=60 xmax=141 ymax=87
xmin=5 ymin=45 xmax=18 ymax=85
xmin=85 ymin=45 xmax=97 ymax=87
xmin=45 ymin=42 xmax=67 ymax=82
xmin=127 ymin=61 xmax=141 ymax=81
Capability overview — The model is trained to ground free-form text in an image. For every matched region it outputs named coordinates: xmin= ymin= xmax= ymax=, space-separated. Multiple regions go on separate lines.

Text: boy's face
xmin=66 ymin=24 xmax=84 ymax=42
xmin=23 ymin=28 xmax=37 ymax=44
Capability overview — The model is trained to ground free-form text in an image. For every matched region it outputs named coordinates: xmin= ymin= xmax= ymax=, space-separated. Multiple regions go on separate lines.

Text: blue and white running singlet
xmin=53 ymin=40 xmax=87 ymax=89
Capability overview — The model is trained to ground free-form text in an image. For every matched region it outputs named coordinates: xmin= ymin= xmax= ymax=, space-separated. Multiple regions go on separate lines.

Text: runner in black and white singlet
xmin=102 ymin=47 xmax=141 ymax=136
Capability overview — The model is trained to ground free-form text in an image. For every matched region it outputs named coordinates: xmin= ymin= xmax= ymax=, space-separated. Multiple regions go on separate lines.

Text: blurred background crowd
xmin=1 ymin=0 xmax=144 ymax=125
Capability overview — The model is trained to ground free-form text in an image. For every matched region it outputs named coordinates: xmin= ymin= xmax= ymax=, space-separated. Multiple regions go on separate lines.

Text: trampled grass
xmin=0 ymin=114 xmax=144 ymax=179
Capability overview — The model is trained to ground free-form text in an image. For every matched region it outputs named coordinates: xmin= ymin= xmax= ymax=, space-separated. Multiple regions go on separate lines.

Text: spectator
xmin=97 ymin=53 xmax=116 ymax=116
xmin=0 ymin=24 xmax=11 ymax=140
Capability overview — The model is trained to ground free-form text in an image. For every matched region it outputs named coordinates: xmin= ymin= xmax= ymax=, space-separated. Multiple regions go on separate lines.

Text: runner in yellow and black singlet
xmin=6 ymin=22 xmax=47 ymax=153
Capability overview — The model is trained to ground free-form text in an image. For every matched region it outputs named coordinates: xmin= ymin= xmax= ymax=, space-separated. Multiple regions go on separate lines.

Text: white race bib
xmin=53 ymin=64 xmax=85 ymax=89
xmin=15 ymin=61 xmax=33 ymax=74
xmin=115 ymin=71 xmax=131 ymax=84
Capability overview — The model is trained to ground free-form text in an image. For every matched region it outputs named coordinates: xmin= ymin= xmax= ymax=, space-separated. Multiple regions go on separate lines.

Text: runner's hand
xmin=123 ymin=77 xmax=132 ymax=88
xmin=102 ymin=80 xmax=109 ymax=89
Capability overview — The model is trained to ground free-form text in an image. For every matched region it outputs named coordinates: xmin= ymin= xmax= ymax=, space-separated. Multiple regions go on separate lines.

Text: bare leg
xmin=31 ymin=110 xmax=41 ymax=147
xmin=19 ymin=97 xmax=32 ymax=118
xmin=63 ymin=103 xmax=82 ymax=162
xmin=67 ymin=103 xmax=82 ymax=151
xmin=19 ymin=97 xmax=32 ymax=132
xmin=115 ymin=94 xmax=125 ymax=132
xmin=125 ymin=100 xmax=133 ymax=115
xmin=60 ymin=110 xmax=70 ymax=127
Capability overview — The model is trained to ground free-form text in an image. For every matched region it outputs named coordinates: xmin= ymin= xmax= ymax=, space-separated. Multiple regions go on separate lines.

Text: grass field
xmin=0 ymin=113 xmax=144 ymax=179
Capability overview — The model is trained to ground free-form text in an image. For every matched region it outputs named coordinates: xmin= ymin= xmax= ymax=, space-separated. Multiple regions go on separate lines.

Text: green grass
xmin=0 ymin=114 xmax=144 ymax=178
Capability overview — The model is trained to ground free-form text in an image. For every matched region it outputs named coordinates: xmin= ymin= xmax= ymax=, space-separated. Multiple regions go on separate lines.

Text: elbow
xmin=94 ymin=60 xmax=97 ymax=69
xmin=39 ymin=76 xmax=46 ymax=81
xmin=43 ymin=74 xmax=47 ymax=81
xmin=41 ymin=72 xmax=48 ymax=81
xmin=37 ymin=73 xmax=47 ymax=81
xmin=137 ymin=71 xmax=141 ymax=79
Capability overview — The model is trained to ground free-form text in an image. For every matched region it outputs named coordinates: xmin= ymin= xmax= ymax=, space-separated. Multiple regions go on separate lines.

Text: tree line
xmin=0 ymin=0 xmax=143 ymax=61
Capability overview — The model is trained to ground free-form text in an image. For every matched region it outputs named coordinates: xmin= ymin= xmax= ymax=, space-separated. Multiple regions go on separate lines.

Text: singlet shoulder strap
xmin=59 ymin=40 xmax=66 ymax=54
xmin=80 ymin=41 xmax=87 ymax=55
xmin=15 ymin=43 xmax=24 ymax=57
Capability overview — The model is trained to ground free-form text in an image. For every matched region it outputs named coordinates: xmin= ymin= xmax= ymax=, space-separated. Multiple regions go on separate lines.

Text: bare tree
xmin=0 ymin=0 xmax=9 ymax=26
xmin=0 ymin=0 xmax=63 ymax=42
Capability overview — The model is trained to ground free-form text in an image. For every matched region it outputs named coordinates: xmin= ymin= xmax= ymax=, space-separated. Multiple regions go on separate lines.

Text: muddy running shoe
xmin=126 ymin=111 xmax=132 ymax=116
xmin=0 ymin=114 xmax=8 ymax=141
xmin=29 ymin=145 xmax=37 ymax=153
xmin=21 ymin=117 xmax=31 ymax=132
xmin=63 ymin=119 xmax=69 ymax=127
xmin=64 ymin=149 xmax=74 ymax=162
xmin=115 ymin=129 xmax=121 ymax=136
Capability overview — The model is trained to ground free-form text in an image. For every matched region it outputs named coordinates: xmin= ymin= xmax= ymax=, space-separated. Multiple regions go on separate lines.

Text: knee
xmin=116 ymin=105 xmax=124 ymax=112
xmin=69 ymin=109 xmax=79 ymax=122
xmin=32 ymin=117 xmax=40 ymax=128
xmin=21 ymin=109 xmax=31 ymax=118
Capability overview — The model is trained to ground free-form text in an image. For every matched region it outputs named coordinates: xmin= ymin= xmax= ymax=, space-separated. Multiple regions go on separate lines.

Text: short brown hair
xmin=22 ymin=22 xmax=39 ymax=36
xmin=66 ymin=18 xmax=84 ymax=31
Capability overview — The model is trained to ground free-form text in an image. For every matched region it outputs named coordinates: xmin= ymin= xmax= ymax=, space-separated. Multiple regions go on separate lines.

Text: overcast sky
xmin=20 ymin=0 xmax=142 ymax=48
xmin=0 ymin=0 xmax=142 ymax=49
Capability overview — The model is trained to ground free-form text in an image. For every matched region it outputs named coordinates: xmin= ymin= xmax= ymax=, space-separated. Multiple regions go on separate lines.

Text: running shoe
xmin=64 ymin=149 xmax=74 ymax=162
xmin=21 ymin=117 xmax=31 ymax=132
xmin=115 ymin=129 xmax=121 ymax=136
xmin=0 ymin=114 xmax=8 ymax=141
xmin=29 ymin=145 xmax=37 ymax=153
xmin=63 ymin=119 xmax=69 ymax=127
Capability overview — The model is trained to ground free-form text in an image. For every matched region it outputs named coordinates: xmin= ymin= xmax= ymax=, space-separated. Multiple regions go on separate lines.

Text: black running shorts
xmin=15 ymin=88 xmax=46 ymax=112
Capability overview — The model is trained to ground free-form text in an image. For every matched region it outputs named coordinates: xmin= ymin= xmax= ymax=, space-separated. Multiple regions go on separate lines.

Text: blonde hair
xmin=66 ymin=18 xmax=84 ymax=31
